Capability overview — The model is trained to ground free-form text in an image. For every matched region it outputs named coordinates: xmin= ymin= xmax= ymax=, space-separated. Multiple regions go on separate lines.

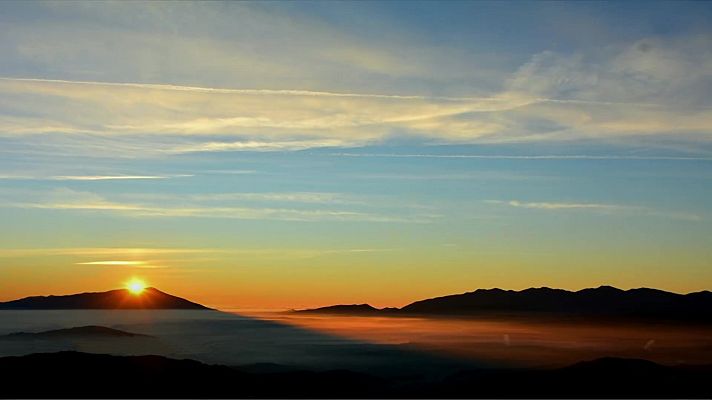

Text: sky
xmin=1 ymin=1 xmax=711 ymax=309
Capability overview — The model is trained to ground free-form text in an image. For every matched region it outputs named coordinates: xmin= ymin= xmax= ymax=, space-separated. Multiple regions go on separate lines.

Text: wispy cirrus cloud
xmin=76 ymin=260 xmax=146 ymax=266
xmin=487 ymin=200 xmax=702 ymax=221
xmin=189 ymin=192 xmax=357 ymax=204
xmin=0 ymin=247 xmax=402 ymax=268
xmin=0 ymin=77 xmax=495 ymax=101
xmin=0 ymin=248 xmax=219 ymax=258
xmin=0 ymin=76 xmax=527 ymax=147
xmin=0 ymin=173 xmax=193 ymax=181
xmin=4 ymin=188 xmax=432 ymax=223
xmin=490 ymin=200 xmax=625 ymax=211
xmin=165 ymin=139 xmax=361 ymax=154
xmin=1 ymin=2 xmax=711 ymax=160
xmin=1 ymin=35 xmax=711 ymax=158
xmin=328 ymin=153 xmax=712 ymax=161
xmin=107 ymin=191 xmax=366 ymax=206
xmin=75 ymin=260 xmax=167 ymax=269
xmin=52 ymin=174 xmax=193 ymax=181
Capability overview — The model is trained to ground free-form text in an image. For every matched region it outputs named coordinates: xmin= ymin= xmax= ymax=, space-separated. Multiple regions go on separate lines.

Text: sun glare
xmin=126 ymin=279 xmax=147 ymax=295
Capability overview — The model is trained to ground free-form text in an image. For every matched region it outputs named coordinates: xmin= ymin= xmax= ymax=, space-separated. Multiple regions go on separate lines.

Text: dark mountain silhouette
xmin=297 ymin=304 xmax=382 ymax=314
xmin=296 ymin=286 xmax=712 ymax=323
xmin=0 ymin=287 xmax=211 ymax=310
xmin=432 ymin=357 xmax=712 ymax=398
xmin=0 ymin=351 xmax=709 ymax=398
xmin=3 ymin=325 xmax=151 ymax=339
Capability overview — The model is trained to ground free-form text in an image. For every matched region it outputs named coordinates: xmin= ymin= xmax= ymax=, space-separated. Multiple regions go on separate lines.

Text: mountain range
xmin=297 ymin=286 xmax=712 ymax=323
xmin=2 ymin=285 xmax=711 ymax=322
xmin=0 ymin=287 xmax=210 ymax=310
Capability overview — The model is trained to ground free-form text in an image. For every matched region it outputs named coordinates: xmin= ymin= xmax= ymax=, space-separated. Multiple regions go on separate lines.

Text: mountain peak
xmin=0 ymin=288 xmax=211 ymax=310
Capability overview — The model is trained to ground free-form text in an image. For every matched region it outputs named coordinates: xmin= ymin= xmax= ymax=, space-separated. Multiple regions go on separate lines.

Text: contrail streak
xmin=0 ymin=77 xmax=671 ymax=107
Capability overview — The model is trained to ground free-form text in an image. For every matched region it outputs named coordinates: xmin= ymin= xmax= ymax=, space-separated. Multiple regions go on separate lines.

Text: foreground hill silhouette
xmin=0 ymin=288 xmax=211 ymax=310
xmin=0 ymin=351 xmax=709 ymax=398
xmin=298 ymin=286 xmax=712 ymax=323
xmin=0 ymin=351 xmax=387 ymax=398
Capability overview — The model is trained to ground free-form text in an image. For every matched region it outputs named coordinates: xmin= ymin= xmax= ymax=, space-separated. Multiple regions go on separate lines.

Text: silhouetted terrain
xmin=0 ymin=288 xmax=211 ymax=310
xmin=432 ymin=357 xmax=712 ymax=398
xmin=0 ymin=352 xmax=388 ymax=398
xmin=296 ymin=304 xmax=383 ymax=314
xmin=2 ymin=326 xmax=151 ymax=339
xmin=298 ymin=286 xmax=712 ymax=323
xmin=0 ymin=324 xmax=168 ymax=360
xmin=0 ymin=351 xmax=709 ymax=398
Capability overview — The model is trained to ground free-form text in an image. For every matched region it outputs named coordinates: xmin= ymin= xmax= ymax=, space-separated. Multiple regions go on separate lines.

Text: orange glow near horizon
xmin=1 ymin=253 xmax=711 ymax=310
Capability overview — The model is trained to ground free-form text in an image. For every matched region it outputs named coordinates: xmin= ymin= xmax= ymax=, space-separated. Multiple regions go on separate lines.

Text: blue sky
xmin=0 ymin=1 xmax=711 ymax=307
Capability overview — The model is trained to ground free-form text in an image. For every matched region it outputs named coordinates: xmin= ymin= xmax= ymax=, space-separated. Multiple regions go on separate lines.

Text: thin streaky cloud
xmin=0 ymin=77 xmax=494 ymax=102
xmin=0 ymin=247 xmax=401 ymax=261
xmin=52 ymin=175 xmax=183 ymax=181
xmin=75 ymin=260 xmax=167 ymax=269
xmin=203 ymin=170 xmax=258 ymax=175
xmin=0 ymin=248 xmax=231 ymax=258
xmin=351 ymin=171 xmax=552 ymax=181
xmin=7 ymin=199 xmax=431 ymax=223
xmin=0 ymin=174 xmax=193 ymax=181
xmin=118 ymin=191 xmax=432 ymax=211
xmin=487 ymin=200 xmax=702 ymax=221
xmin=495 ymin=200 xmax=624 ymax=210
xmin=0 ymin=77 xmax=674 ymax=107
xmin=76 ymin=260 xmax=147 ymax=266
xmin=165 ymin=139 xmax=362 ymax=154
xmin=189 ymin=192 xmax=356 ymax=204
xmin=329 ymin=153 xmax=712 ymax=161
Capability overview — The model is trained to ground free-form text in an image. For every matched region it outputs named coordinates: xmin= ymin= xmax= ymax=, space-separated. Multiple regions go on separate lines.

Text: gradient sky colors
xmin=1 ymin=1 xmax=711 ymax=309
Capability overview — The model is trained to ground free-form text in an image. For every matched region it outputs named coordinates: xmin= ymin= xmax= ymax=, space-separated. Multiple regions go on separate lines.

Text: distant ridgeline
xmin=2 ymin=326 xmax=153 ymax=339
xmin=297 ymin=286 xmax=712 ymax=323
xmin=0 ymin=288 xmax=211 ymax=310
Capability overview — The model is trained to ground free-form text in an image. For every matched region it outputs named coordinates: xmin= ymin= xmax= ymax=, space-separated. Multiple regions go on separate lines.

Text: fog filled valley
xmin=0 ymin=310 xmax=478 ymax=376
xmin=254 ymin=311 xmax=712 ymax=367
xmin=2 ymin=309 xmax=712 ymax=370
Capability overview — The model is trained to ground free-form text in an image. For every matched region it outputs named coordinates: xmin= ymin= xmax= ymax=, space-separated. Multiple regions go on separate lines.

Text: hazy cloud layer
xmin=1 ymin=2 xmax=711 ymax=156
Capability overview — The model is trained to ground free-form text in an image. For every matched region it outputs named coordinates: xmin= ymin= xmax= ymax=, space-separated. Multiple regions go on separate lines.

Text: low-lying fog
xmin=1 ymin=310 xmax=711 ymax=375
xmin=246 ymin=311 xmax=712 ymax=367
xmin=0 ymin=310 xmax=474 ymax=375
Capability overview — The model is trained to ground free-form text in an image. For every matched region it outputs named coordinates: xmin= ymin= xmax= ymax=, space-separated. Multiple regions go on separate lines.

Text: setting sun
xmin=126 ymin=279 xmax=147 ymax=295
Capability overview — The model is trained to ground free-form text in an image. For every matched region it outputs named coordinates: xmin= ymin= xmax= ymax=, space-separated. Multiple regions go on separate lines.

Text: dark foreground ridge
xmin=297 ymin=285 xmax=712 ymax=323
xmin=0 ymin=351 xmax=709 ymax=398
xmin=2 ymin=325 xmax=152 ymax=339
xmin=0 ymin=287 xmax=211 ymax=310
